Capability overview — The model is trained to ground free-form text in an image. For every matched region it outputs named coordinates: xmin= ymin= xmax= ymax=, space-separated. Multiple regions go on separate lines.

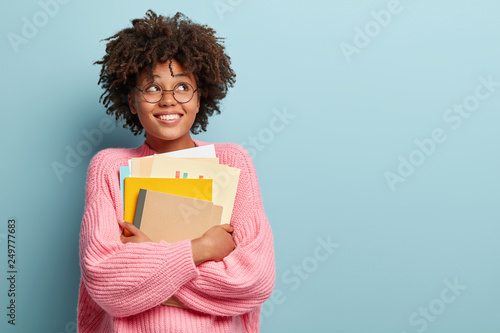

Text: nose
xmin=159 ymin=89 xmax=176 ymax=105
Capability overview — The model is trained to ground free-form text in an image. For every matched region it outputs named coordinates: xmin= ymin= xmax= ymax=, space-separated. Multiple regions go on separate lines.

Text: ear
xmin=128 ymin=93 xmax=137 ymax=114
xmin=196 ymin=96 xmax=200 ymax=114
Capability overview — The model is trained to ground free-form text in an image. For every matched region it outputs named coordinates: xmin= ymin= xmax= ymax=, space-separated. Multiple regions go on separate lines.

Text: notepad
xmin=133 ymin=189 xmax=223 ymax=243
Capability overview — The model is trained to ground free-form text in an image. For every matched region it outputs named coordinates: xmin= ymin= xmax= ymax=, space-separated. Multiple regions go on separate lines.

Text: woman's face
xmin=128 ymin=59 xmax=200 ymax=152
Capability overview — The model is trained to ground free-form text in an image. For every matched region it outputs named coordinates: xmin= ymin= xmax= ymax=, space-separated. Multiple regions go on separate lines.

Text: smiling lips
xmin=156 ymin=114 xmax=181 ymax=121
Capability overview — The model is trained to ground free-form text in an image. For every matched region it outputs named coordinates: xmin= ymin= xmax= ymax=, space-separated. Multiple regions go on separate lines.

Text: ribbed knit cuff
xmin=121 ymin=239 xmax=199 ymax=309
xmin=154 ymin=239 xmax=199 ymax=297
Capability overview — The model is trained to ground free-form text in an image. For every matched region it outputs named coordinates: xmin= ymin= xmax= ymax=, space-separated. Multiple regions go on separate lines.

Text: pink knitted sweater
xmin=77 ymin=140 xmax=275 ymax=332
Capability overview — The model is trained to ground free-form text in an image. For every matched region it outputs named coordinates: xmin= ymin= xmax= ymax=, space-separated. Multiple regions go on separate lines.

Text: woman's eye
xmin=145 ymin=84 xmax=161 ymax=93
xmin=175 ymin=83 xmax=191 ymax=92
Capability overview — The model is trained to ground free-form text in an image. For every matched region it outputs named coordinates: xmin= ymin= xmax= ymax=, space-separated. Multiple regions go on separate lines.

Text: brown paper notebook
xmin=133 ymin=189 xmax=223 ymax=243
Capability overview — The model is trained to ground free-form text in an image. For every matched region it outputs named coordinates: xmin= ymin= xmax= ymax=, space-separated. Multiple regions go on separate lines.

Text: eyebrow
xmin=146 ymin=73 xmax=191 ymax=80
xmin=172 ymin=73 xmax=191 ymax=78
xmin=142 ymin=73 xmax=193 ymax=85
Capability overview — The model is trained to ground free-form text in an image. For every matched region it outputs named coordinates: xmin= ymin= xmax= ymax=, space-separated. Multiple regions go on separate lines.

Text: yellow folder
xmin=123 ymin=177 xmax=213 ymax=223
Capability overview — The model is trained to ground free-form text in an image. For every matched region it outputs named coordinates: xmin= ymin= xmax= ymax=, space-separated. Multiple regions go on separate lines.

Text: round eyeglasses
xmin=135 ymin=82 xmax=198 ymax=104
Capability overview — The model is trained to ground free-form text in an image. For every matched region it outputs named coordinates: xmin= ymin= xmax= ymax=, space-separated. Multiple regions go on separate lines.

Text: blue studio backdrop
xmin=1 ymin=0 xmax=500 ymax=332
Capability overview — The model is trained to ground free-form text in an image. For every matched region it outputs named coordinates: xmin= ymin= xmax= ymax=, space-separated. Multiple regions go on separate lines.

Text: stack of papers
xmin=119 ymin=145 xmax=241 ymax=243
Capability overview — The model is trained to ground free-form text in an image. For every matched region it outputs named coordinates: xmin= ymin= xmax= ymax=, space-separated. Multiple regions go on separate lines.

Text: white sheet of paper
xmin=128 ymin=144 xmax=216 ymax=172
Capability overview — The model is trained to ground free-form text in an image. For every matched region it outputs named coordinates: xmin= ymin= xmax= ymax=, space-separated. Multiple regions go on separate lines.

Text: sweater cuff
xmin=162 ymin=238 xmax=198 ymax=284
xmin=141 ymin=240 xmax=199 ymax=305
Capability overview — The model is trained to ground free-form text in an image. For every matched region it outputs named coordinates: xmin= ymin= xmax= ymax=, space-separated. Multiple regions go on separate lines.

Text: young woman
xmin=78 ymin=10 xmax=275 ymax=333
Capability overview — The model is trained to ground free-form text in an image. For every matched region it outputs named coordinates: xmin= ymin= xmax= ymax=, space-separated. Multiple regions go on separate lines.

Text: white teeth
xmin=159 ymin=114 xmax=180 ymax=121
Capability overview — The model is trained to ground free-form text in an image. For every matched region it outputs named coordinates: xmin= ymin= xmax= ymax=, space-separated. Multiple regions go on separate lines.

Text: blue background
xmin=1 ymin=0 xmax=499 ymax=332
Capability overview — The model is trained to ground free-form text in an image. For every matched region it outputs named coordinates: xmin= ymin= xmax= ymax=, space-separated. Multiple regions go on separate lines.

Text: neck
xmin=145 ymin=134 xmax=196 ymax=153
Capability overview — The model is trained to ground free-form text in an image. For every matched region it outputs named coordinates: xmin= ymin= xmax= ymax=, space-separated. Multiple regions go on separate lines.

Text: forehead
xmin=138 ymin=60 xmax=196 ymax=84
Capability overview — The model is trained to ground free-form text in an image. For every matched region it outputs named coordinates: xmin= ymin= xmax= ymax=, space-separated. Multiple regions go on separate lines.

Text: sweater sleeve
xmin=79 ymin=150 xmax=199 ymax=318
xmin=174 ymin=145 xmax=276 ymax=316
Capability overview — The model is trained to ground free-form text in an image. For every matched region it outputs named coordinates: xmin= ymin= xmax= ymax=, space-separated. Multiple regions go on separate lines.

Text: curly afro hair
xmin=96 ymin=10 xmax=236 ymax=135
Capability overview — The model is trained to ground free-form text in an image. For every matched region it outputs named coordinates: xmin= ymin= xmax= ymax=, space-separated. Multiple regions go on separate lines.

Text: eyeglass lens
xmin=142 ymin=82 xmax=195 ymax=104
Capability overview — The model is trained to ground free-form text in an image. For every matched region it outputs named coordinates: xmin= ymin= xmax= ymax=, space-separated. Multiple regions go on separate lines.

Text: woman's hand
xmin=119 ymin=219 xmax=153 ymax=244
xmin=119 ymin=219 xmax=234 ymax=264
xmin=191 ymin=224 xmax=235 ymax=266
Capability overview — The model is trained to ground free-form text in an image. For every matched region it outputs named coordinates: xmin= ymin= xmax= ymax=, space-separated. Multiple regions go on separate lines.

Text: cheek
xmin=187 ymin=100 xmax=199 ymax=115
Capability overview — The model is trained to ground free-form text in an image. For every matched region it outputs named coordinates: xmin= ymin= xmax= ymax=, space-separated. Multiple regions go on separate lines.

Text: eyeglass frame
xmin=134 ymin=81 xmax=198 ymax=104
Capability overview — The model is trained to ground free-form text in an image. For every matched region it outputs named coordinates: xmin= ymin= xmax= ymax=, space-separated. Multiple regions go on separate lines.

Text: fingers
xmin=118 ymin=219 xmax=154 ymax=244
xmin=120 ymin=233 xmax=131 ymax=243
xmin=219 ymin=224 xmax=234 ymax=233
xmin=120 ymin=220 xmax=139 ymax=233
xmin=118 ymin=219 xmax=136 ymax=237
